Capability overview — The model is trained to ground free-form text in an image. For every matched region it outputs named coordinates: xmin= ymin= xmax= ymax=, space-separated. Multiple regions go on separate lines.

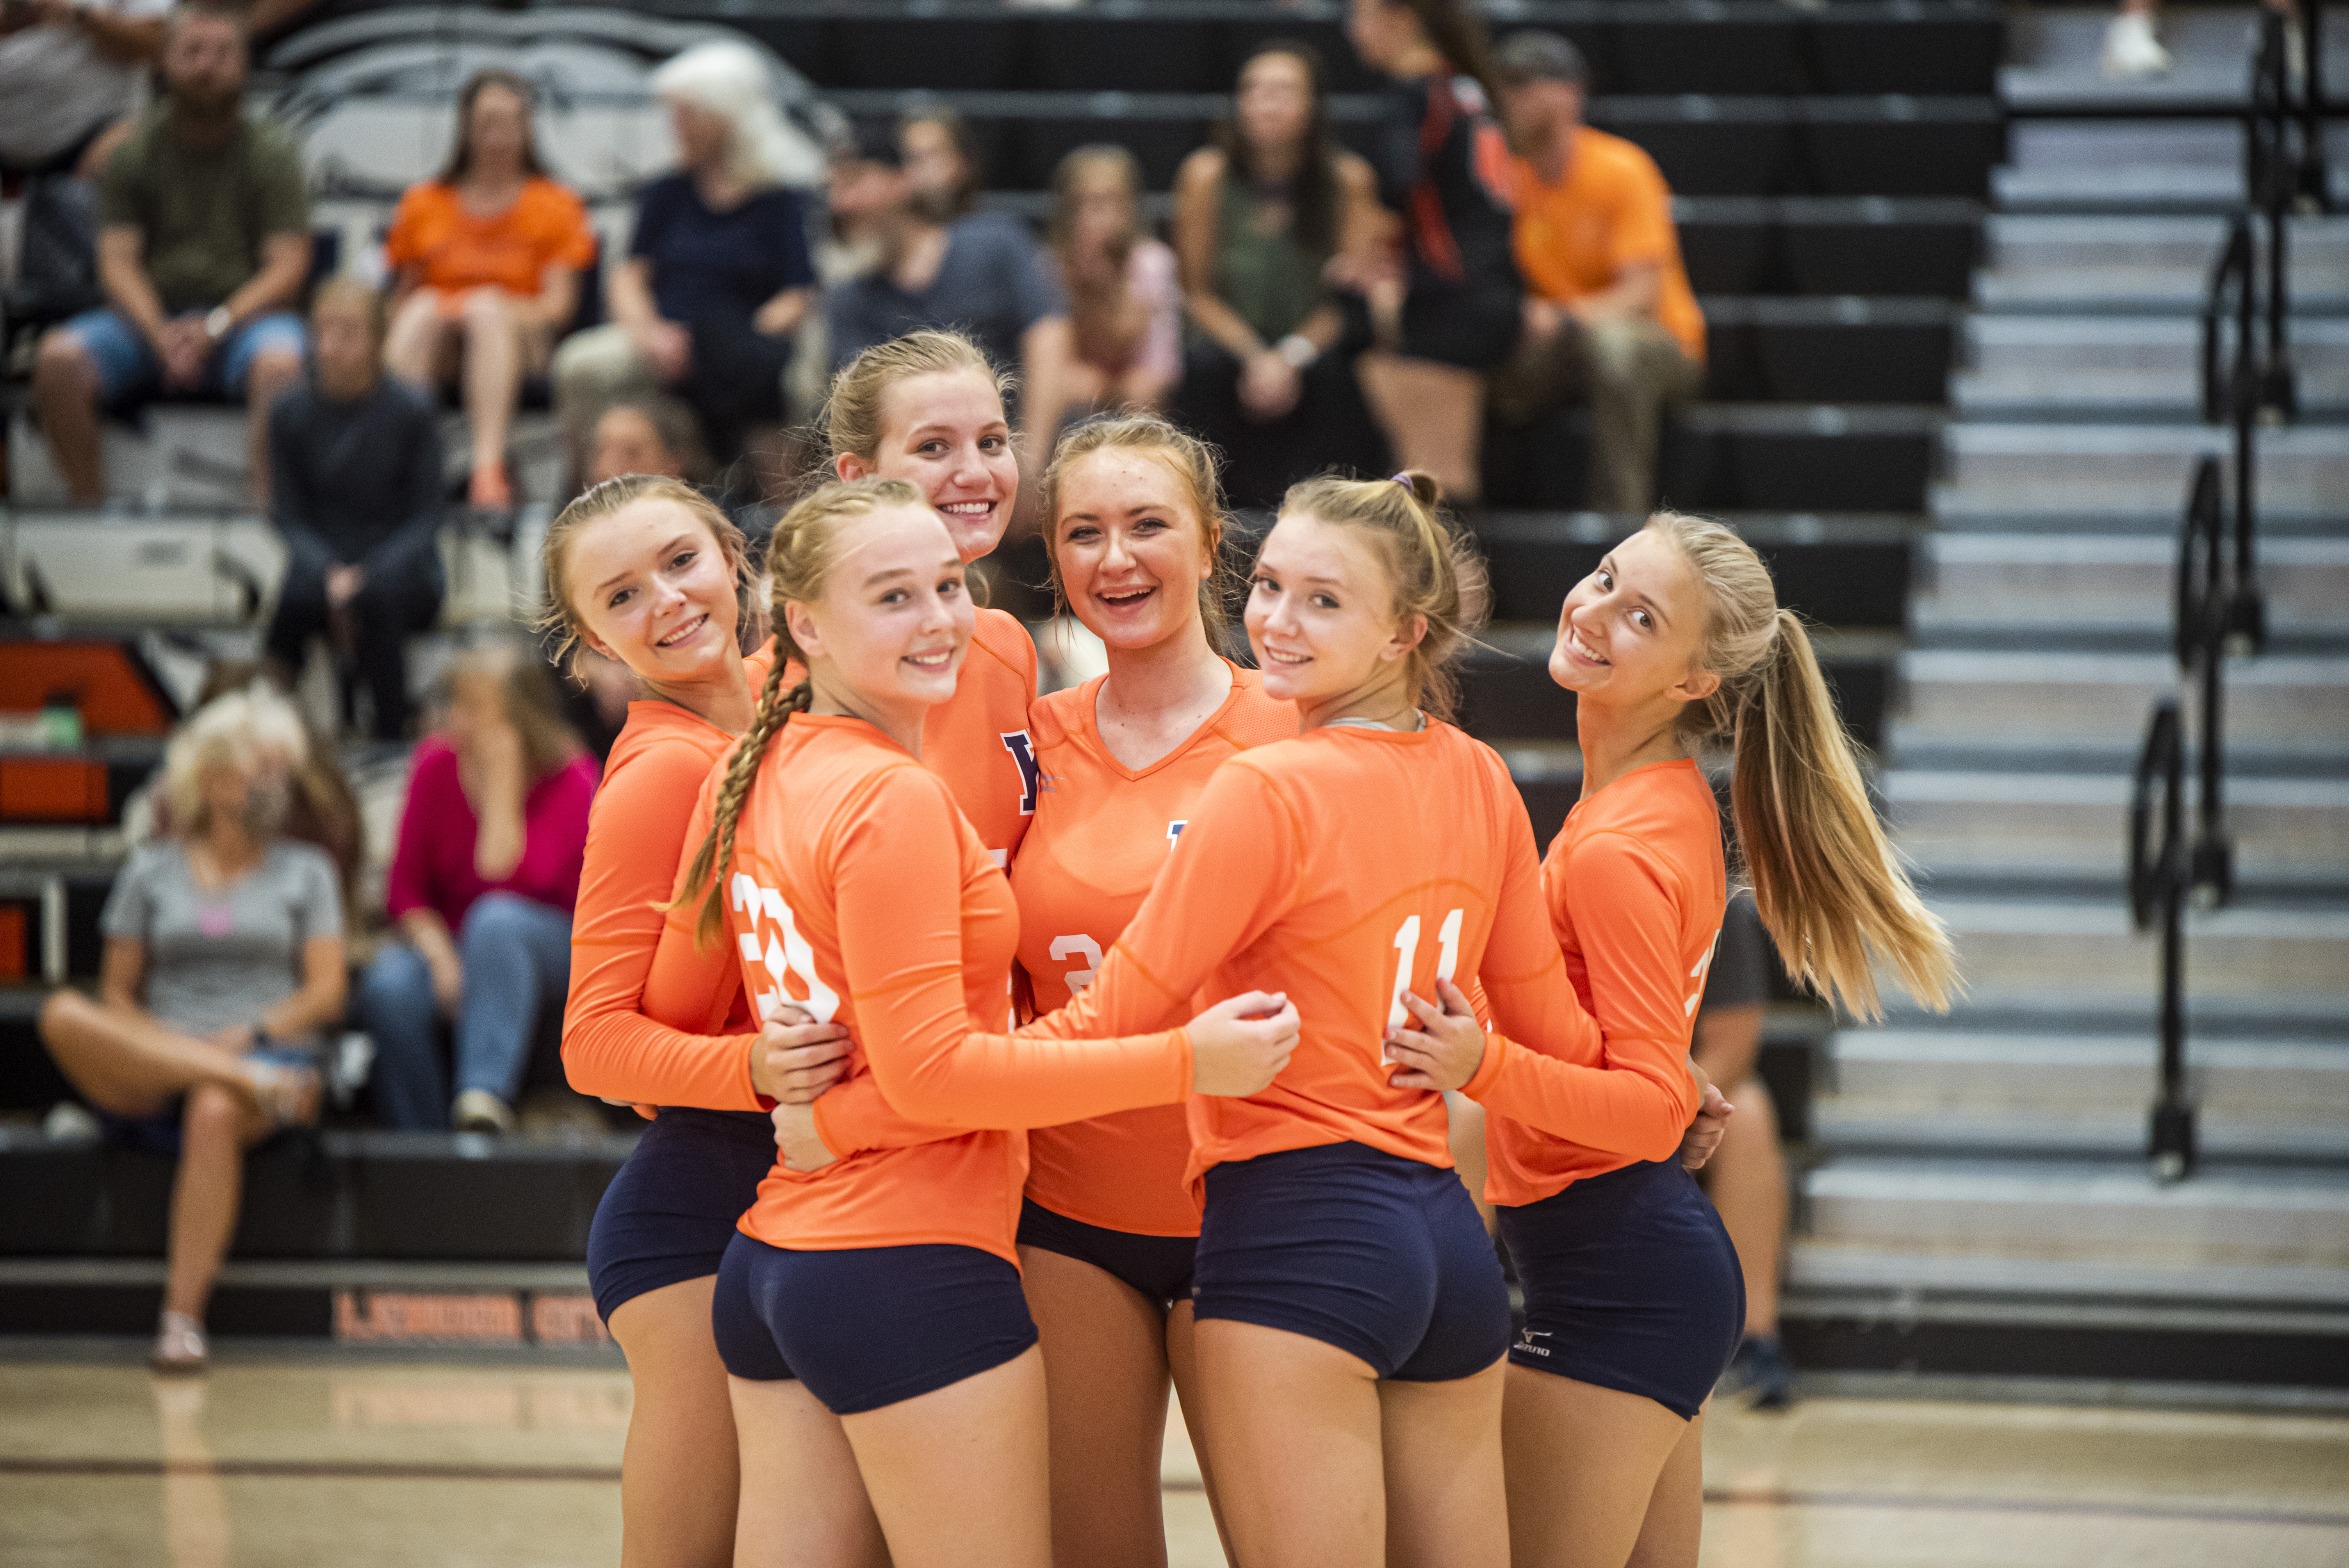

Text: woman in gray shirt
xmin=38 ymin=684 xmax=347 ymax=1374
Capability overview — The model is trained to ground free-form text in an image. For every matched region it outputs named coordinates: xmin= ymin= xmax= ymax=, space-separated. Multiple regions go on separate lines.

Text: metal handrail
xmin=2174 ymin=457 xmax=2235 ymax=906
xmin=2196 ymin=216 xmax=2271 ymax=656
xmin=2129 ymin=699 xmax=2194 ymax=1182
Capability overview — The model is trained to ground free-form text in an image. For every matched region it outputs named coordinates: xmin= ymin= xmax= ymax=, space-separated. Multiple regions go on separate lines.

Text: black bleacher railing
xmin=2198 ymin=215 xmax=2272 ymax=656
xmin=2174 ymin=456 xmax=2235 ymax=909
xmin=2128 ymin=698 xmax=2195 ymax=1183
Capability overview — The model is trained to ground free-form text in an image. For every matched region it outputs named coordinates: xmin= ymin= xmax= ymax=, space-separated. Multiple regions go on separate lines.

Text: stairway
xmin=1785 ymin=8 xmax=2349 ymax=1389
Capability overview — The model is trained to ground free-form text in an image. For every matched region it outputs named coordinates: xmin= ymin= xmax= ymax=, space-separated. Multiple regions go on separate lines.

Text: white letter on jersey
xmin=1050 ymin=934 xmax=1104 ymax=993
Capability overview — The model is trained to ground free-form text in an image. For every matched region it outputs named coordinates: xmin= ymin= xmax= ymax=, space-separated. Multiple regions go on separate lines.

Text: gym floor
xmin=4 ymin=1348 xmax=2346 ymax=1567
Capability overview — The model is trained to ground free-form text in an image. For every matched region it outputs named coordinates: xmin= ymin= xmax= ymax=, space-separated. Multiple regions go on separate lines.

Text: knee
xmin=358 ymin=948 xmax=431 ymax=1016
xmin=34 ymin=330 xmax=93 ymax=389
xmin=250 ymin=347 xmax=304 ymax=390
xmin=182 ymin=1080 xmax=247 ymax=1144
xmin=458 ymin=892 xmax=535 ymax=951
xmin=461 ymin=288 xmax=516 ymax=331
xmin=36 ymin=989 xmax=93 ymax=1052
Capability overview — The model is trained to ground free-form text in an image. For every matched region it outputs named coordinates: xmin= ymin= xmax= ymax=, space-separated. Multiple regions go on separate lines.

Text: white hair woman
xmin=551 ymin=39 xmax=820 ymax=485
xmin=37 ymin=686 xmax=349 ymax=1374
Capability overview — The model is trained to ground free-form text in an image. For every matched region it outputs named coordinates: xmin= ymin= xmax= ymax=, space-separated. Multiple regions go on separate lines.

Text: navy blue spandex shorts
xmin=586 ymin=1108 xmax=775 ymax=1323
xmin=1194 ymin=1141 xmax=1509 ymax=1382
xmin=1016 ymin=1198 xmax=1198 ymax=1310
xmin=711 ymin=1232 xmax=1039 ymax=1415
xmin=1499 ymin=1158 xmax=1745 ymax=1420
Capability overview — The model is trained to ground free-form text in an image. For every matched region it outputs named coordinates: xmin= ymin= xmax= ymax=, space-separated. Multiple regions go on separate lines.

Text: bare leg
xmin=1019 ymin=1245 xmax=1174 ymax=1568
xmin=1625 ymin=1408 xmax=1706 ymax=1568
xmin=242 ymin=349 xmax=305 ymax=510
xmin=1445 ymin=1092 xmax=1495 ymax=1236
xmin=382 ymin=288 xmax=449 ymax=390
xmin=838 ymin=1345 xmax=1053 ymax=1568
xmin=1194 ymin=1318 xmax=1385 ymax=1568
xmin=728 ymin=1374 xmax=889 ymax=1568
xmin=608 ymin=1277 xmax=741 ymax=1568
xmin=459 ymin=288 xmax=525 ymax=491
xmin=38 ymin=991 xmax=258 ymax=1118
xmin=33 ymin=328 xmax=107 ymax=503
xmin=1379 ymin=1358 xmax=1509 ymax=1568
xmin=1709 ymin=1079 xmax=1785 ymax=1336
xmin=1355 ymin=352 xmax=1486 ymax=503
xmin=163 ymin=1082 xmax=273 ymax=1320
xmin=1502 ymin=1368 xmax=1690 ymax=1568
xmin=1162 ymin=1302 xmax=1236 ymax=1563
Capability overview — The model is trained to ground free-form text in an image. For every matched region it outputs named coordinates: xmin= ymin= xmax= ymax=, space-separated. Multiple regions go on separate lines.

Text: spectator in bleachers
xmin=1694 ymin=893 xmax=1797 ymax=1408
xmin=0 ymin=0 xmax=168 ymax=328
xmin=36 ymin=685 xmax=346 ymax=1374
xmin=30 ymin=1 xmax=310 ymax=508
xmin=585 ymin=399 xmax=698 ymax=487
xmin=1171 ymin=39 xmax=1388 ymax=508
xmin=551 ymin=41 xmax=815 ymax=494
xmin=825 ymin=115 xmax=1070 ymax=433
xmin=357 ymin=645 xmax=597 ymax=1134
xmin=1341 ymin=0 xmax=1521 ymax=507
xmin=1027 ymin=146 xmax=1180 ymax=451
xmin=261 ymin=277 xmax=446 ymax=742
xmin=1492 ymin=32 xmax=1706 ymax=516
xmin=382 ymin=69 xmax=595 ymax=512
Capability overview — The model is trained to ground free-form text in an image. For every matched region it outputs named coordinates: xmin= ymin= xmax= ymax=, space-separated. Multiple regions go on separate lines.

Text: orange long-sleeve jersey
xmin=1474 ymin=757 xmax=1728 ymax=1207
xmin=782 ymin=606 xmax=1040 ymax=866
xmin=559 ymin=645 xmax=777 ymax=1112
xmin=983 ymin=720 xmax=1693 ymax=1188
xmin=1010 ymin=665 xmax=1297 ymax=1236
xmin=703 ymin=714 xmax=1194 ymax=1266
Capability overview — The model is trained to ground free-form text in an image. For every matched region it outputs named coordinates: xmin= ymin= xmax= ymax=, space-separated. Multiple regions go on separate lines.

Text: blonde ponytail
xmin=1648 ymin=512 xmax=1957 ymax=1020
xmin=668 ymin=476 xmax=930 ymax=948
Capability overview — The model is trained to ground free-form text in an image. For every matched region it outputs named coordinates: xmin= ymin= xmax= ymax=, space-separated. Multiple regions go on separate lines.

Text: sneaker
xmin=152 ymin=1311 xmax=208 ymax=1375
xmin=1716 ymin=1334 xmax=1797 ymax=1410
xmin=2101 ymin=11 xmax=2173 ymax=80
xmin=451 ymin=1088 xmax=515 ymax=1135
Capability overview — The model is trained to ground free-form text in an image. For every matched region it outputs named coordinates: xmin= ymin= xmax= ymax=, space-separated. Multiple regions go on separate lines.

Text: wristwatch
xmin=1274 ymin=333 xmax=1319 ymax=371
xmin=203 ymin=306 xmax=234 ymax=342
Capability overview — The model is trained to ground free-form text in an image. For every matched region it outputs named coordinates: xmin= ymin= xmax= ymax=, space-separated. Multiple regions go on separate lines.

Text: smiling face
xmin=786 ymin=504 xmax=973 ymax=723
xmin=838 ymin=368 xmax=1018 ymax=562
xmin=1245 ymin=511 xmax=1423 ymax=715
xmin=1548 ymin=527 xmax=1720 ymax=712
xmin=564 ymin=498 xmax=741 ymax=687
xmin=1053 ymin=448 xmax=1216 ymax=652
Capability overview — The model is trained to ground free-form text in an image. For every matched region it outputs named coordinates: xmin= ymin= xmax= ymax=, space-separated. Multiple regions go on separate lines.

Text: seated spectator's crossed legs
xmin=34 ymin=307 xmax=305 ymax=505
xmin=1493 ymin=313 xmax=1702 ymax=516
xmin=357 ymin=941 xmax=445 ymax=1131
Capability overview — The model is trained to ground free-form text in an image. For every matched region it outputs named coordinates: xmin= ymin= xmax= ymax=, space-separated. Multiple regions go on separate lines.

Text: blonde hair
xmin=816 ymin=328 xmax=1014 ymax=480
xmin=1041 ymin=413 xmax=1237 ymax=653
xmin=163 ymin=686 xmax=308 ymax=836
xmin=651 ymin=39 xmax=823 ymax=190
xmin=538 ymin=474 xmax=754 ymax=683
xmin=672 ymin=478 xmax=929 ymax=947
xmin=1645 ymin=510 xmax=1957 ymax=1020
xmin=1276 ymin=470 xmax=1489 ymax=722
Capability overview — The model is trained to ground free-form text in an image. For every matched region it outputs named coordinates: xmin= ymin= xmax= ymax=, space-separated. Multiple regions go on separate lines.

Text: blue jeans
xmin=358 ymin=893 xmax=573 ymax=1130
xmin=62 ymin=305 xmax=306 ymax=406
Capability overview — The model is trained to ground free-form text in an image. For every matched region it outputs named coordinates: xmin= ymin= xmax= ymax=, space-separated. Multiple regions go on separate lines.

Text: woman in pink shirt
xmin=358 ymin=645 xmax=599 ymax=1131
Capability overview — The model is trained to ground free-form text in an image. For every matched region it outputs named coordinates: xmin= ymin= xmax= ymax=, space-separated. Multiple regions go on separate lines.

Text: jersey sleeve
xmin=809 ymin=765 xmax=1191 ymax=1154
xmin=560 ymin=738 xmax=761 ymax=1112
xmin=1463 ymin=821 xmax=1696 ymax=1163
xmin=1018 ymin=757 xmax=1300 ymax=1043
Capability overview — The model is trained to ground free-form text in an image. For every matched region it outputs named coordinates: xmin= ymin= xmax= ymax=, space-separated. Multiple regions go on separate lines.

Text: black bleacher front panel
xmin=1457 ymin=645 xmax=1890 ymax=753
xmin=1484 ymin=408 xmax=1934 ymax=515
xmin=1677 ymin=198 xmax=1982 ymax=301
xmin=1704 ymin=298 xmax=1955 ymax=405
xmin=1474 ymin=517 xmax=1913 ymax=630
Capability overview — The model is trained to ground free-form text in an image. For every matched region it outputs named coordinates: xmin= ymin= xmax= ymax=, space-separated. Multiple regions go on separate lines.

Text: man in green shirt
xmin=31 ymin=0 xmax=311 ymax=506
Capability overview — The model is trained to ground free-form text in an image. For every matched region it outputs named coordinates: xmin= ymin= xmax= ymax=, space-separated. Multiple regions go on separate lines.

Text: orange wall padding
xmin=0 ymin=643 xmax=174 ymax=736
xmin=0 ymin=758 xmax=110 ymax=822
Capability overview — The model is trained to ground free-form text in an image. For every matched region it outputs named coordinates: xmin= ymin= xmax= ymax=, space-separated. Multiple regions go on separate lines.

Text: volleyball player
xmin=1384 ymin=511 xmax=1958 ymax=1567
xmin=549 ymin=476 xmax=861 ymax=1568
xmin=673 ymin=478 xmax=1296 ymax=1567
xmin=1011 ymin=414 xmax=1296 ymax=1565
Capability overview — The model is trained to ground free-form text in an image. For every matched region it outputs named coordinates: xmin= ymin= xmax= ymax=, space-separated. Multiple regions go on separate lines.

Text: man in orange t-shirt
xmin=1492 ymin=31 xmax=1706 ymax=515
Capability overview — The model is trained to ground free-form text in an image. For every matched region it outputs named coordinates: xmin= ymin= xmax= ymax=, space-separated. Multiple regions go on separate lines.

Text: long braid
xmin=671 ymin=651 xmax=793 ymax=948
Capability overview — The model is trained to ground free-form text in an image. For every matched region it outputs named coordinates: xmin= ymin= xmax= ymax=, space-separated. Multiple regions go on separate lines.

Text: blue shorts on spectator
xmin=63 ymin=305 xmax=305 ymax=407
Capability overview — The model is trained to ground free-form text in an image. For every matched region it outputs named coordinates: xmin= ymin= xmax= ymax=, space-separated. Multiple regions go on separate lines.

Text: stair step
xmin=1917 ymin=533 xmax=2349 ymax=622
xmin=1999 ymin=5 xmax=2349 ymax=113
xmin=1895 ymin=649 xmax=2349 ymax=752
xmin=1926 ymin=897 xmax=2349 ymax=1009
xmin=1973 ymin=214 xmax=2349 ymax=312
xmin=1788 ymin=1240 xmax=2349 ymax=1307
xmin=1953 ymin=319 xmax=2349 ymax=419
xmin=1988 ymin=121 xmax=2349 ymax=214
xmin=1886 ymin=771 xmax=2349 ymax=886
xmin=1936 ymin=424 xmax=2349 ymax=518
xmin=1802 ymin=1157 xmax=2349 ymax=1268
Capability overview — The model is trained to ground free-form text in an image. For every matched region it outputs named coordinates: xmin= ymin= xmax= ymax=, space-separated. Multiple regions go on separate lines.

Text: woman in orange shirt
xmin=384 ymin=69 xmax=597 ymax=509
xmin=1011 ymin=414 xmax=1295 ymax=1565
xmin=678 ymin=478 xmax=1296 ymax=1567
xmin=1385 ymin=511 xmax=1957 ymax=1568
xmin=544 ymin=474 xmax=855 ymax=1568
xmin=799 ymin=472 xmax=1719 ymax=1566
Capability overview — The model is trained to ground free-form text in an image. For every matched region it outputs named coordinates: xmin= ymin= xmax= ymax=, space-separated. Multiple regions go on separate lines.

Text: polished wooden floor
xmin=4 ymin=1351 xmax=2347 ymax=1567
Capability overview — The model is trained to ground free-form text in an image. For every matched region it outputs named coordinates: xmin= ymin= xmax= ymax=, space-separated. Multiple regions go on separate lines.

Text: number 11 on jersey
xmin=1387 ymin=908 xmax=1464 ymax=1027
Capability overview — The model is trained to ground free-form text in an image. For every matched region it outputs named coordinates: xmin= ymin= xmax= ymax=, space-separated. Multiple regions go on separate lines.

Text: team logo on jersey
xmin=1166 ymin=820 xmax=1187 ymax=848
xmin=1683 ymin=926 xmax=1723 ymax=1017
xmin=1000 ymin=730 xmax=1040 ymax=816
